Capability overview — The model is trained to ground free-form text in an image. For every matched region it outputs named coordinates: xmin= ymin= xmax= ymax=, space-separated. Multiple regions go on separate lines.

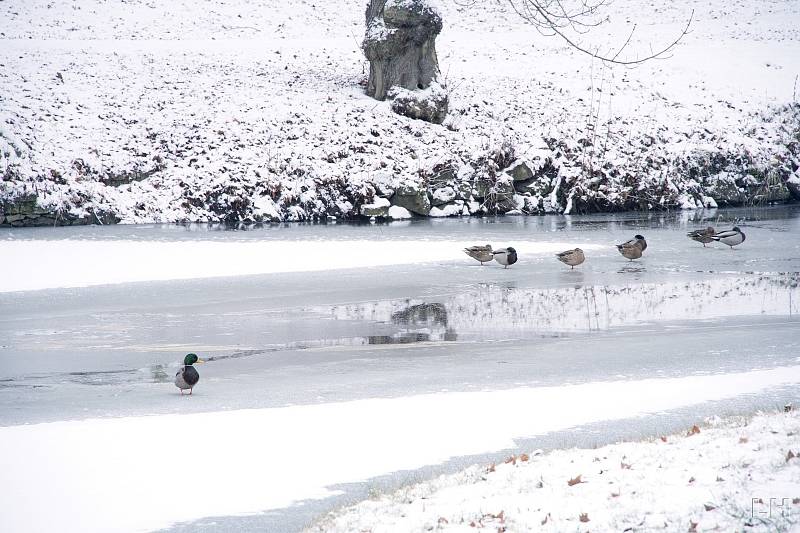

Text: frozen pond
xmin=0 ymin=206 xmax=799 ymax=532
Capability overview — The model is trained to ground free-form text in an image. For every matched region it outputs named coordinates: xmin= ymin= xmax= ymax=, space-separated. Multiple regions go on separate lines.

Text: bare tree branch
xmin=454 ymin=0 xmax=694 ymax=66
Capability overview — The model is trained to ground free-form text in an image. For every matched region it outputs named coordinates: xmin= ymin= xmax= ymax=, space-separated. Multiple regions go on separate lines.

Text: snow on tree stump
xmin=363 ymin=0 xmax=446 ymax=116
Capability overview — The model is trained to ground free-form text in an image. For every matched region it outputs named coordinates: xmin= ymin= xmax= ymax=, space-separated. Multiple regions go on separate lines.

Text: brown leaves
xmin=660 ymin=435 xmax=668 ymax=442
xmin=687 ymin=425 xmax=701 ymax=437
xmin=704 ymin=502 xmax=717 ymax=511
xmin=579 ymin=513 xmax=590 ymax=522
xmin=787 ymin=450 xmax=796 ymax=462
xmin=568 ymin=474 xmax=583 ymax=486
xmin=621 ymin=461 xmax=632 ymax=470
xmin=470 ymin=511 xmax=505 ymax=529
xmin=502 ymin=453 xmax=529 ymax=465
xmin=739 ymin=437 xmax=749 ymax=444
xmin=688 ymin=521 xmax=698 ymax=532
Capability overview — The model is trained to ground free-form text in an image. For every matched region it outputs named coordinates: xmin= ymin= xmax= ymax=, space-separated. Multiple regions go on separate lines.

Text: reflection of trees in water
xmin=391 ymin=303 xmax=448 ymax=327
xmin=370 ymin=303 xmax=455 ymax=344
xmin=319 ymin=274 xmax=799 ymax=338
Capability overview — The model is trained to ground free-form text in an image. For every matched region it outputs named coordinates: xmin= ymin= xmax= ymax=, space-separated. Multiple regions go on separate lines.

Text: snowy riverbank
xmin=1 ymin=368 xmax=799 ymax=532
xmin=309 ymin=409 xmax=800 ymax=532
xmin=2 ymin=0 xmax=800 ymax=226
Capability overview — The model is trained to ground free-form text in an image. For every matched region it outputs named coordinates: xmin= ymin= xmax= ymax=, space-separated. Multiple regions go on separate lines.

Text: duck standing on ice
xmin=463 ymin=244 xmax=494 ymax=265
xmin=493 ymin=247 xmax=517 ymax=269
xmin=616 ymin=235 xmax=647 ymax=261
xmin=555 ymin=248 xmax=585 ymax=269
xmin=712 ymin=226 xmax=746 ymax=249
xmin=687 ymin=226 xmax=716 ymax=247
xmin=175 ymin=353 xmax=204 ymax=395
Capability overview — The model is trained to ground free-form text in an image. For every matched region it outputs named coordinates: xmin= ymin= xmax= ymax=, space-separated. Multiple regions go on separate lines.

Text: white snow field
xmin=1 ymin=0 xmax=799 ymax=221
xmin=310 ymin=409 xmax=800 ymax=533
xmin=1 ymin=367 xmax=799 ymax=533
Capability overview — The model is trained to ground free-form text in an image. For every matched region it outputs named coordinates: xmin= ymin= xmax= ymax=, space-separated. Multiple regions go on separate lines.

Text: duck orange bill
xmin=196 ymin=359 xmax=205 ymax=364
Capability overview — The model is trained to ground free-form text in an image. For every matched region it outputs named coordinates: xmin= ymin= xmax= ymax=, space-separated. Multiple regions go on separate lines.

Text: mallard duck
xmin=711 ymin=226 xmax=745 ymax=249
xmin=616 ymin=234 xmax=646 ymax=261
xmin=555 ymin=248 xmax=585 ymax=269
xmin=687 ymin=226 xmax=716 ymax=247
xmin=493 ymin=246 xmax=517 ymax=268
xmin=175 ymin=353 xmax=204 ymax=395
xmin=463 ymin=244 xmax=494 ymax=265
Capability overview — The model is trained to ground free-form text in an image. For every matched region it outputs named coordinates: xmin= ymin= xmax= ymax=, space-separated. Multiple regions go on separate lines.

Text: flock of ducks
xmin=177 ymin=225 xmax=747 ymax=395
xmin=463 ymin=225 xmax=747 ymax=270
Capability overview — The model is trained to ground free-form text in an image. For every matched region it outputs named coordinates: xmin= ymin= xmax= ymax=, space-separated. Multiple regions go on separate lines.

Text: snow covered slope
xmin=1 ymin=0 xmax=799 ymax=224
xmin=310 ymin=409 xmax=800 ymax=533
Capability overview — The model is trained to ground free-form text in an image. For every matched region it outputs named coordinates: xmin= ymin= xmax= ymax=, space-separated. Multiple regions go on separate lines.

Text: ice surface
xmin=0 ymin=207 xmax=799 ymax=531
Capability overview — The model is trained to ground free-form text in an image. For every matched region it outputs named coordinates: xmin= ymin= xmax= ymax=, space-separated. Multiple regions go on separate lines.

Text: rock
xmin=484 ymin=177 xmax=517 ymax=213
xmin=388 ymin=205 xmax=412 ymax=219
xmin=372 ymin=172 xmax=397 ymax=197
xmin=363 ymin=0 xmax=443 ymax=101
xmin=392 ymin=184 xmax=431 ymax=215
xmin=3 ymin=194 xmax=47 ymax=216
xmin=389 ymin=82 xmax=448 ymax=124
xmin=430 ymin=186 xmax=456 ymax=206
xmin=5 ymin=214 xmax=25 ymax=223
xmin=360 ymin=196 xmax=391 ymax=217
xmin=29 ymin=216 xmax=56 ymax=226
xmin=505 ymin=160 xmax=534 ymax=182
xmin=429 ymin=200 xmax=464 ymax=217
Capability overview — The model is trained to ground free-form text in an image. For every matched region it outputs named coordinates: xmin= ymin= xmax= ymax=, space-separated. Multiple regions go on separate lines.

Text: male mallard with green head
xmin=555 ymin=248 xmax=585 ymax=269
xmin=175 ymin=353 xmax=204 ymax=395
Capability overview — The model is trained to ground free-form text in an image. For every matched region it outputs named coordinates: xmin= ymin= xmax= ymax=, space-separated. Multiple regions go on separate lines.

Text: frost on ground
xmin=1 ymin=0 xmax=800 ymax=225
xmin=309 ymin=410 xmax=800 ymax=532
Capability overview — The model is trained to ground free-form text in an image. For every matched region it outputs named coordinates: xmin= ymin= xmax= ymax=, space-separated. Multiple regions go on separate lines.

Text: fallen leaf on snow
xmin=568 ymin=474 xmax=583 ymax=486
xmin=579 ymin=513 xmax=590 ymax=522
xmin=687 ymin=425 xmax=701 ymax=436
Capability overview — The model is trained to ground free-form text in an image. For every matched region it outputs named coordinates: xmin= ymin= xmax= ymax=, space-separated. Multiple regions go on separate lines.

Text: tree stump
xmin=362 ymin=0 xmax=443 ymax=101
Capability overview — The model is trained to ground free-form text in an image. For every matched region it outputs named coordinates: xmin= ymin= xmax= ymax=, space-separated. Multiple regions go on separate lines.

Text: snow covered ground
xmin=1 ymin=0 xmax=799 ymax=223
xmin=1 ymin=367 xmax=799 ymax=533
xmin=309 ymin=409 xmax=800 ymax=533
